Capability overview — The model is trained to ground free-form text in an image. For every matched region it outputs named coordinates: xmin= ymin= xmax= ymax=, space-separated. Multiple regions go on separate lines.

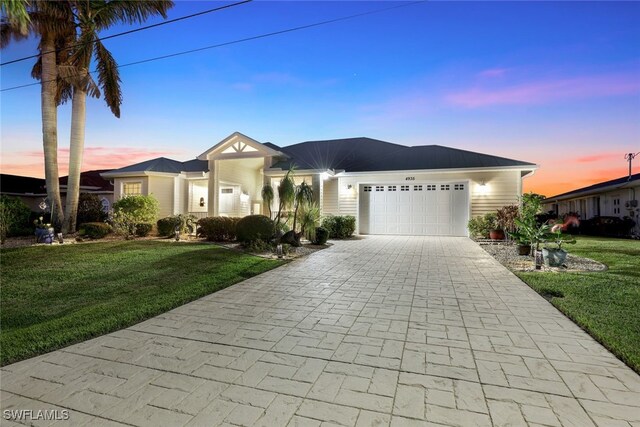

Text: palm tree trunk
xmin=64 ymin=86 xmax=87 ymax=233
xmin=40 ymin=34 xmax=63 ymax=229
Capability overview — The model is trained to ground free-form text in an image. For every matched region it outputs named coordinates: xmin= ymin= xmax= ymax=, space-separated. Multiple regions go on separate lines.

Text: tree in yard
xmin=62 ymin=0 xmax=172 ymax=232
xmin=2 ymin=1 xmax=74 ymax=230
xmin=261 ymin=183 xmax=274 ymax=218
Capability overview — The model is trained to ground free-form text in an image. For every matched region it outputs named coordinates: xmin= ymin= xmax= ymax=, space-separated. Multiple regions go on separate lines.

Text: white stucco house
xmin=101 ymin=132 xmax=538 ymax=236
xmin=543 ymin=173 xmax=640 ymax=221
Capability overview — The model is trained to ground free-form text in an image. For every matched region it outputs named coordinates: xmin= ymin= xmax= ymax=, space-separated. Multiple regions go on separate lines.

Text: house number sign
xmin=405 ymin=177 xmax=415 ymax=181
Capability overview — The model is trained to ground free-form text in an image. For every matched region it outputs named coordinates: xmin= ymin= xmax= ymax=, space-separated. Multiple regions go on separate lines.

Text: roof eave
xmin=544 ymin=179 xmax=640 ymax=202
xmin=336 ymin=164 xmax=538 ymax=176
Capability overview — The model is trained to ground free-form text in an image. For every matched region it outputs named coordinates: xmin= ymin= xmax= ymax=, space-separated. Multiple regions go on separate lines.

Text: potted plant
xmin=34 ymin=216 xmax=54 ymax=244
xmin=508 ymin=229 xmax=531 ymax=255
xmin=485 ymin=213 xmax=504 ymax=240
xmin=542 ymin=224 xmax=576 ymax=267
xmin=512 ymin=219 xmax=552 ymax=260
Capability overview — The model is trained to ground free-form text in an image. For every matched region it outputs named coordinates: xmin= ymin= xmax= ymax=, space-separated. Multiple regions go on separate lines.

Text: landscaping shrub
xmin=314 ymin=227 xmax=329 ymax=245
xmin=236 ymin=215 xmax=274 ymax=243
xmin=157 ymin=214 xmax=198 ymax=237
xmin=77 ymin=193 xmax=108 ymax=225
xmin=496 ymin=205 xmax=519 ymax=234
xmin=111 ymin=195 xmax=159 ymax=237
xmin=197 ymin=217 xmax=240 ymax=241
xmin=467 ymin=213 xmax=497 ymax=238
xmin=0 ymin=196 xmax=31 ymax=242
xmin=78 ymin=222 xmax=111 ymax=239
xmin=135 ymin=223 xmax=153 ymax=237
xmin=321 ymin=215 xmax=356 ymax=239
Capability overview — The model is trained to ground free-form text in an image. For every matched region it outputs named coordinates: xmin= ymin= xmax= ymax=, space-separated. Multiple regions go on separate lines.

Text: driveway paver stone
xmin=2 ymin=236 xmax=639 ymax=426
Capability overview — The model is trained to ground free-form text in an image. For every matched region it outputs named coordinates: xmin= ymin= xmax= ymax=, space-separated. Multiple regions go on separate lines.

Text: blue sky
xmin=1 ymin=0 xmax=639 ymax=195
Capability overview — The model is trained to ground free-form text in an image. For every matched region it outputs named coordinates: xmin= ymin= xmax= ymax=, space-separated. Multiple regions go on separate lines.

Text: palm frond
xmin=0 ymin=18 xmax=28 ymax=48
xmin=94 ymin=38 xmax=121 ymax=117
xmin=94 ymin=0 xmax=172 ymax=29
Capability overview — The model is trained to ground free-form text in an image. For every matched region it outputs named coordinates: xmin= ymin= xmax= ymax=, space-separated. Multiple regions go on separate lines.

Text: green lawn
xmin=516 ymin=236 xmax=640 ymax=373
xmin=0 ymin=241 xmax=281 ymax=366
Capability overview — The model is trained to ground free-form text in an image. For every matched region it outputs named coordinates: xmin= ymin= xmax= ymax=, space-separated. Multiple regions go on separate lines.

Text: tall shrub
xmin=76 ymin=193 xmax=108 ymax=225
xmin=111 ymin=195 xmax=159 ymax=237
xmin=0 ymin=196 xmax=31 ymax=243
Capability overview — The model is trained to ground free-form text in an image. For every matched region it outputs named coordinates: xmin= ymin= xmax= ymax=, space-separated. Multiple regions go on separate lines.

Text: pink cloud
xmin=446 ymin=72 xmax=640 ymax=108
xmin=575 ymin=152 xmax=622 ymax=163
xmin=478 ymin=68 xmax=510 ymax=78
xmin=1 ymin=146 xmax=185 ymax=178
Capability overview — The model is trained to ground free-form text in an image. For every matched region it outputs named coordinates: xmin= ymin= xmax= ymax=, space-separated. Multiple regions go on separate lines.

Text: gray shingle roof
xmin=270 ymin=137 xmax=535 ymax=172
xmin=106 ymin=157 xmax=208 ymax=174
xmin=545 ymin=173 xmax=640 ymax=200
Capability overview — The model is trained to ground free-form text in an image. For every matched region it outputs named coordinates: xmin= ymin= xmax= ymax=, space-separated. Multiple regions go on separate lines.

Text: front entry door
xmin=219 ymin=187 xmax=236 ymax=216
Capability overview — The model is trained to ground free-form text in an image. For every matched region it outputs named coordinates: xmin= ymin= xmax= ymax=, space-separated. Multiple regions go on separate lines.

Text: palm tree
xmin=292 ymin=180 xmax=313 ymax=234
xmin=2 ymin=1 xmax=73 ymax=229
xmin=275 ymin=169 xmax=296 ymax=231
xmin=63 ymin=0 xmax=173 ymax=232
xmin=261 ymin=183 xmax=274 ymax=218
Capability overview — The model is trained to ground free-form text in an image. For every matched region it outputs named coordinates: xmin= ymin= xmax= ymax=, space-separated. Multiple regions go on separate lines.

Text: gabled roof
xmin=545 ymin=173 xmax=640 ymax=201
xmin=269 ymin=137 xmax=536 ymax=172
xmin=102 ymin=157 xmax=208 ymax=176
xmin=59 ymin=169 xmax=113 ymax=191
xmin=1 ymin=170 xmax=114 ymax=194
xmin=197 ymin=131 xmax=283 ymax=160
xmin=0 ymin=174 xmax=46 ymax=194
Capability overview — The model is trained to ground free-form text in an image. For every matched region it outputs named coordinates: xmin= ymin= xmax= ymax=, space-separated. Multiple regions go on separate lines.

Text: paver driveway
xmin=2 ymin=236 xmax=639 ymax=426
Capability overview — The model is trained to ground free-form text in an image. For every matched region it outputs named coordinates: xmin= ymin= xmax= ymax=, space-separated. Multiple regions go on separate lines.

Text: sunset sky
xmin=1 ymin=1 xmax=639 ymax=197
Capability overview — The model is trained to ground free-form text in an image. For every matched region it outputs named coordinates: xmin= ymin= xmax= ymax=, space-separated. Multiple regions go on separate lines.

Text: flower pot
xmin=489 ymin=229 xmax=505 ymax=240
xmin=542 ymin=248 xmax=568 ymax=267
xmin=35 ymin=227 xmax=55 ymax=244
xmin=517 ymin=244 xmax=531 ymax=256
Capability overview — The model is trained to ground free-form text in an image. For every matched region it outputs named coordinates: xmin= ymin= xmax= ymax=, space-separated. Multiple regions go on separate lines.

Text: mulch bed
xmin=478 ymin=241 xmax=607 ymax=273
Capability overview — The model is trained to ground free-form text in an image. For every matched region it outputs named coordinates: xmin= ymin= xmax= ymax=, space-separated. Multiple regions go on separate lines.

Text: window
xmin=221 ymin=188 xmax=234 ymax=194
xmin=426 ymin=184 xmax=436 ymax=191
xmin=388 ymin=185 xmax=397 ymax=191
xmin=454 ymin=184 xmax=465 ymax=190
xmin=401 ymin=185 xmax=409 ymax=191
xmin=122 ymin=182 xmax=142 ymax=196
xmin=441 ymin=184 xmax=450 ymax=191
xmin=414 ymin=185 xmax=423 ymax=191
xmin=364 ymin=185 xmax=372 ymax=192
xmin=376 ymin=186 xmax=384 ymax=192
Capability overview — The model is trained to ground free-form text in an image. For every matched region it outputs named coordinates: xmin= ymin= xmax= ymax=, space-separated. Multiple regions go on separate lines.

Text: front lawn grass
xmin=516 ymin=236 xmax=640 ymax=373
xmin=0 ymin=240 xmax=281 ymax=366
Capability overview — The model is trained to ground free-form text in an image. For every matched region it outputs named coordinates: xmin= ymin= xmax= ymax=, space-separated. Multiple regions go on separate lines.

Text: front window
xmin=122 ymin=182 xmax=142 ymax=197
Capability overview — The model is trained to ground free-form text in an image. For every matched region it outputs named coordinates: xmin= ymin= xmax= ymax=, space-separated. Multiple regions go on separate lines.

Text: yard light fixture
xmin=276 ymin=244 xmax=284 ymax=259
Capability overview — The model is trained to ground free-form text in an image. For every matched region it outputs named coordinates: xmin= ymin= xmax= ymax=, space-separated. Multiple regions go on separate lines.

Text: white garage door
xmin=359 ymin=183 xmax=469 ymax=236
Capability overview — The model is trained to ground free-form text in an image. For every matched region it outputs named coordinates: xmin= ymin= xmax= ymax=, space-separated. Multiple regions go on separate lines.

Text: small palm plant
xmin=292 ymin=181 xmax=313 ymax=235
xmin=298 ymin=202 xmax=320 ymax=242
xmin=274 ymin=169 xmax=295 ymax=232
xmin=261 ymin=184 xmax=274 ymax=219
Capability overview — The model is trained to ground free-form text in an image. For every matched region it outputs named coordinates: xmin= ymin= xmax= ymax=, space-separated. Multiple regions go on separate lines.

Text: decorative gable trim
xmin=197 ymin=131 xmax=284 ymax=160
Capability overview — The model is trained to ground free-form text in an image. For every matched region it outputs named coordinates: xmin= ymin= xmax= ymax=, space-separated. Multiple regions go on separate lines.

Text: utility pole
xmin=624 ymin=152 xmax=639 ymax=181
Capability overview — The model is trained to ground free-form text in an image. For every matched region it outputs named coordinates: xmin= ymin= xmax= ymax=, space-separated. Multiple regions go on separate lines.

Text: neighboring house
xmin=0 ymin=170 xmax=114 ymax=212
xmin=102 ymin=132 xmax=537 ymax=236
xmin=543 ymin=173 xmax=640 ymax=221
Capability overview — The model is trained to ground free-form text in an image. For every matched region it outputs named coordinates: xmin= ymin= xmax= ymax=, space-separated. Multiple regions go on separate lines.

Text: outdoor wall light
xmin=199 ymin=197 xmax=205 ymax=207
xmin=478 ymin=181 xmax=490 ymax=195
xmin=320 ymin=172 xmax=330 ymax=181
xmin=347 ymin=184 xmax=353 ymax=190
xmin=240 ymin=192 xmax=250 ymax=202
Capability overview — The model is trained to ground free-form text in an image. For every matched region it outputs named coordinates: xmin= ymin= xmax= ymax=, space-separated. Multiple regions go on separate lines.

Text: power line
xmin=1 ymin=1 xmax=426 ymax=93
xmin=0 ymin=0 xmax=253 ymax=66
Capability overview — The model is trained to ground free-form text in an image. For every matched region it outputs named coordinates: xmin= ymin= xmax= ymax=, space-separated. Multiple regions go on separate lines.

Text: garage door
xmin=359 ymin=183 xmax=469 ymax=236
